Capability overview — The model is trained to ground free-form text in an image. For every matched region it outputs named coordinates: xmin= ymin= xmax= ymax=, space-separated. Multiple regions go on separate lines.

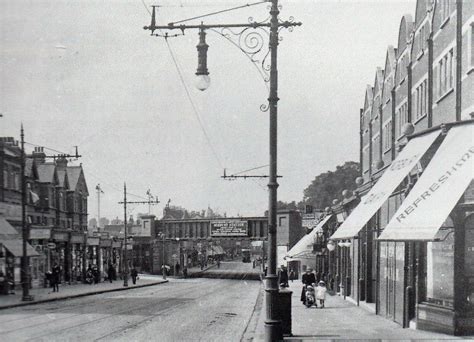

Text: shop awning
xmin=286 ymin=215 xmax=333 ymax=260
xmin=2 ymin=239 xmax=39 ymax=257
xmin=330 ymin=130 xmax=440 ymax=240
xmin=378 ymin=123 xmax=474 ymax=241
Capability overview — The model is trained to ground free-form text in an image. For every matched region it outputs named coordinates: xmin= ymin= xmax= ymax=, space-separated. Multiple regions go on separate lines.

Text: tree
xmin=276 ymin=201 xmax=300 ymax=211
xmin=302 ymin=161 xmax=360 ymax=210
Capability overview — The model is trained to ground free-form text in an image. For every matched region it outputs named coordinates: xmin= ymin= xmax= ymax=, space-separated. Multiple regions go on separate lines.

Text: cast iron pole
xmin=265 ymin=0 xmax=280 ymax=340
xmin=123 ymin=183 xmax=128 ymax=287
xmin=21 ymin=125 xmax=33 ymax=301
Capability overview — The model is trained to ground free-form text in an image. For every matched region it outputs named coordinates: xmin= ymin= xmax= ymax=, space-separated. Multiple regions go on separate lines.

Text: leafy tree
xmin=276 ymin=201 xmax=300 ymax=211
xmin=302 ymin=161 xmax=360 ymax=210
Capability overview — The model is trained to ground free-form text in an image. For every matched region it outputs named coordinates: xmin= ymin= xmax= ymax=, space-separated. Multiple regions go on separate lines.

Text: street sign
xmin=47 ymin=242 xmax=56 ymax=249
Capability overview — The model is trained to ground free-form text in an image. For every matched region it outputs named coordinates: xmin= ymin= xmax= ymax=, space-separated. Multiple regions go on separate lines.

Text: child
xmin=316 ymin=280 xmax=327 ymax=308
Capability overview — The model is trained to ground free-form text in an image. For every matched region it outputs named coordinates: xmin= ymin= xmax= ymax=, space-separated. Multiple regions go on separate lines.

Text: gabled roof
xmin=363 ymin=85 xmax=374 ymax=111
xmin=67 ymin=166 xmax=89 ymax=195
xmin=383 ymin=45 xmax=397 ymax=76
xmin=37 ymin=163 xmax=58 ymax=184
xmin=397 ymin=14 xmax=414 ymax=57
xmin=373 ymin=68 xmax=384 ymax=95
xmin=24 ymin=158 xmax=39 ymax=180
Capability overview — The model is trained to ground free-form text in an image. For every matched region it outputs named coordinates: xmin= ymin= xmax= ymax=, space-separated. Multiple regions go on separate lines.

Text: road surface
xmin=0 ymin=277 xmax=261 ymax=342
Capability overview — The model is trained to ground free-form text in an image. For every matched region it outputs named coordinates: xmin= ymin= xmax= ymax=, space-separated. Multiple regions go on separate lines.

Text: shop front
xmin=51 ymin=230 xmax=69 ymax=283
xmin=28 ymin=225 xmax=51 ymax=287
xmin=378 ymin=123 xmax=474 ymax=335
xmin=86 ymin=236 xmax=100 ymax=270
xmin=99 ymin=238 xmax=112 ymax=280
xmin=70 ymin=233 xmax=86 ymax=283
xmin=331 ymin=129 xmax=443 ymax=324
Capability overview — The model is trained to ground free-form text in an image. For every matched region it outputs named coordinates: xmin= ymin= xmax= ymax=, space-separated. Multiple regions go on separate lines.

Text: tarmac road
xmin=0 ymin=277 xmax=261 ymax=342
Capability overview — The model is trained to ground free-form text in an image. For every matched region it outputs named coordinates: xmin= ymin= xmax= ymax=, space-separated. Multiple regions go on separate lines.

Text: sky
xmin=0 ymin=0 xmax=416 ymax=220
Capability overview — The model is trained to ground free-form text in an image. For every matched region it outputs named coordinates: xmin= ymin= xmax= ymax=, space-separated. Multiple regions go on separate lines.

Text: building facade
xmin=0 ymin=140 xmax=90 ymax=290
xmin=329 ymin=0 xmax=474 ymax=335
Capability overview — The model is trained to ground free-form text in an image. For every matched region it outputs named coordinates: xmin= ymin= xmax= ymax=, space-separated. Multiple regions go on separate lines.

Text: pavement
xmin=250 ymin=280 xmax=468 ymax=341
xmin=0 ymin=274 xmax=168 ymax=310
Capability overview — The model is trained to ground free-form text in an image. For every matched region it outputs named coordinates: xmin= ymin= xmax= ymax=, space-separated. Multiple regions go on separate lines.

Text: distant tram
xmin=242 ymin=249 xmax=251 ymax=263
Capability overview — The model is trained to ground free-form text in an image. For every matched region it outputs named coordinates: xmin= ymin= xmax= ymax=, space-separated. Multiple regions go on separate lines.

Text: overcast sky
xmin=0 ymin=0 xmax=416 ymax=220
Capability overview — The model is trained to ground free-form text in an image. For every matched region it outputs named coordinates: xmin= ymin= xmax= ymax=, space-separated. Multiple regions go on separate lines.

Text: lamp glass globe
xmin=195 ymin=74 xmax=210 ymax=91
xmin=327 ymin=241 xmax=336 ymax=251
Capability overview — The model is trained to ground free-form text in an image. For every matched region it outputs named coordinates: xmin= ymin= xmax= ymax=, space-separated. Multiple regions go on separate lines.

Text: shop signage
xmin=53 ymin=232 xmax=69 ymax=242
xmin=112 ymin=241 xmax=122 ymax=248
xmin=210 ymin=220 xmax=248 ymax=237
xmin=127 ymin=244 xmax=133 ymax=250
xmin=47 ymin=242 xmax=56 ymax=249
xmin=100 ymin=239 xmax=112 ymax=247
xmin=29 ymin=228 xmax=51 ymax=240
xmin=71 ymin=234 xmax=85 ymax=244
xmin=87 ymin=237 xmax=100 ymax=246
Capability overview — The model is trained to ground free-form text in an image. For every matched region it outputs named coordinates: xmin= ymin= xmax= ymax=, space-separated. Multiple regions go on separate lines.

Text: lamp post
xmin=144 ymin=3 xmax=300 ymax=340
xmin=327 ymin=240 xmax=336 ymax=291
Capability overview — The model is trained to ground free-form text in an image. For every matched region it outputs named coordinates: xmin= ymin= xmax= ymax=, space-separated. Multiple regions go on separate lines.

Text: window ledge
xmin=416 ymin=49 xmax=425 ymax=61
xmin=385 ymin=97 xmax=391 ymax=105
xmin=399 ymin=77 xmax=406 ymax=86
xmin=413 ymin=113 xmax=428 ymax=125
xmin=383 ymin=148 xmax=392 ymax=155
xmin=440 ymin=17 xmax=450 ymax=29
xmin=396 ymin=134 xmax=406 ymax=142
xmin=436 ymin=87 xmax=454 ymax=104
xmin=467 ymin=67 xmax=474 ymax=76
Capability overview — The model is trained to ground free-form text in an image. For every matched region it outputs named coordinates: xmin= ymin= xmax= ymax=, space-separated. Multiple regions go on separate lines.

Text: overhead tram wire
xmin=232 ymin=164 xmax=269 ymax=176
xmin=168 ymin=1 xmax=267 ymax=25
xmin=164 ymin=39 xmax=224 ymax=170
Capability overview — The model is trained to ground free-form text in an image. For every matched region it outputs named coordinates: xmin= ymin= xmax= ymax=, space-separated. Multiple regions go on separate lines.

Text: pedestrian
xmin=289 ymin=269 xmax=296 ymax=282
xmin=93 ymin=265 xmax=100 ymax=284
xmin=51 ymin=263 xmax=60 ymax=293
xmin=107 ymin=263 xmax=114 ymax=283
xmin=316 ymin=280 xmax=327 ymax=308
xmin=301 ymin=268 xmax=316 ymax=306
xmin=131 ymin=266 xmax=138 ymax=285
xmin=86 ymin=265 xmax=93 ymax=285
xmin=183 ymin=266 xmax=188 ymax=279
xmin=175 ymin=262 xmax=180 ymax=276
xmin=217 ymin=259 xmax=221 ymax=269
xmin=278 ymin=265 xmax=289 ymax=288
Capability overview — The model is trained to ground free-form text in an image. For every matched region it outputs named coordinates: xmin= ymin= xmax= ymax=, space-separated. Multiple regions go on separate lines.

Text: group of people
xmin=300 ymin=268 xmax=327 ymax=308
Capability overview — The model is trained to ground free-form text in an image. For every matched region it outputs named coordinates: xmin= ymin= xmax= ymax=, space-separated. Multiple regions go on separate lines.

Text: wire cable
xmin=232 ymin=164 xmax=269 ymax=175
xmin=164 ymin=38 xmax=224 ymax=169
xmin=169 ymin=1 xmax=267 ymax=25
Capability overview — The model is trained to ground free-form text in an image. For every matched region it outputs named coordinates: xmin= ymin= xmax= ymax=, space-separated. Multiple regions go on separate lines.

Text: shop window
xmin=426 ymin=227 xmax=454 ymax=307
xmin=279 ymin=216 xmax=286 ymax=227
xmin=465 ymin=215 xmax=474 ymax=306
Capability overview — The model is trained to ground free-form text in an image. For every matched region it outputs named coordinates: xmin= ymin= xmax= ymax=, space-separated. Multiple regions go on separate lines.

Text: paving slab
xmin=251 ymin=280 xmax=470 ymax=341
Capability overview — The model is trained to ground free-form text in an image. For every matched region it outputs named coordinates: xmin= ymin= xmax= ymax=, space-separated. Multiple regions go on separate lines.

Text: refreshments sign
xmin=210 ymin=220 xmax=248 ymax=237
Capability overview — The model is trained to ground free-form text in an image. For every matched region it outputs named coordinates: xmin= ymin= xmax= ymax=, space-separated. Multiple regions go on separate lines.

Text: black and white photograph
xmin=0 ymin=0 xmax=473 ymax=341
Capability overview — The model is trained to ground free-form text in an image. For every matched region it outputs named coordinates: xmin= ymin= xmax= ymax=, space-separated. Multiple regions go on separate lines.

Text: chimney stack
xmin=55 ymin=155 xmax=68 ymax=171
xmin=32 ymin=146 xmax=46 ymax=163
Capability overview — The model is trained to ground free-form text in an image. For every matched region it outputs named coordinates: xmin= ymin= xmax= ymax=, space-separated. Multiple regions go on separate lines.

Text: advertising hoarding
xmin=210 ymin=220 xmax=248 ymax=237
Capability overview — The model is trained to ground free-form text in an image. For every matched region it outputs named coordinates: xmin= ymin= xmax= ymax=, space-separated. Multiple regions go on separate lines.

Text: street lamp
xmin=144 ymin=3 xmax=300 ymax=340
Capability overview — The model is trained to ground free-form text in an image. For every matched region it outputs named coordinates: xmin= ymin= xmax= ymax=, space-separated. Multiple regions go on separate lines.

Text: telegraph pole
xmin=118 ymin=188 xmax=159 ymax=287
xmin=20 ymin=125 xmax=33 ymax=301
xmin=123 ymin=183 xmax=128 ymax=287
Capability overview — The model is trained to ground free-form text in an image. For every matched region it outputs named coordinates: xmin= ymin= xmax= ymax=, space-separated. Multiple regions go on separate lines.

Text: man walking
xmin=52 ymin=263 xmax=61 ymax=292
